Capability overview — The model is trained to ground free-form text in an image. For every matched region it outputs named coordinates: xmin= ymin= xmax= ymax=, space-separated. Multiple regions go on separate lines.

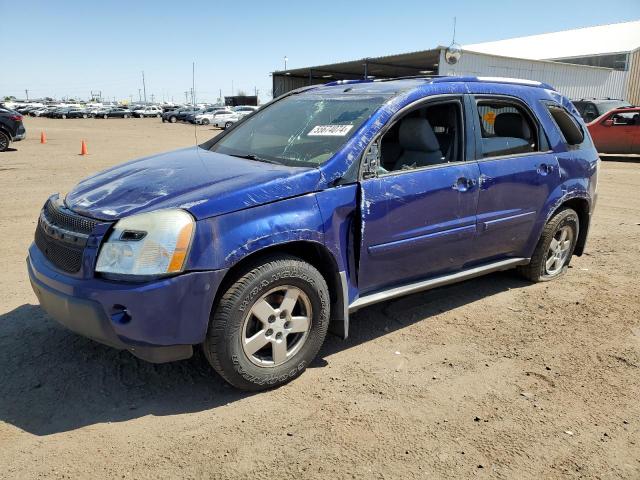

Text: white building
xmin=272 ymin=20 xmax=640 ymax=104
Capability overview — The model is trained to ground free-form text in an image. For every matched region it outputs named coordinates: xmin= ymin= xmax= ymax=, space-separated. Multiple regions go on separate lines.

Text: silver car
xmin=195 ymin=108 xmax=240 ymax=128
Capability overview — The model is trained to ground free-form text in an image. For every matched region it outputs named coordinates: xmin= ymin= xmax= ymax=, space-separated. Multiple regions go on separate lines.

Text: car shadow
xmin=0 ymin=271 xmax=528 ymax=436
xmin=318 ymin=270 xmax=530 ymax=358
xmin=600 ymin=154 xmax=640 ymax=163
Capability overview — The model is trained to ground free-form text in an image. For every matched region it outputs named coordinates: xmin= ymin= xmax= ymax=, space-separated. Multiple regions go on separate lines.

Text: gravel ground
xmin=0 ymin=117 xmax=638 ymax=479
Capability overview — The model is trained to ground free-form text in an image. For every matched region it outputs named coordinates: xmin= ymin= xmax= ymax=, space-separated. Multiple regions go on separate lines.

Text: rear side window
xmin=476 ymin=99 xmax=538 ymax=158
xmin=546 ymin=104 xmax=584 ymax=146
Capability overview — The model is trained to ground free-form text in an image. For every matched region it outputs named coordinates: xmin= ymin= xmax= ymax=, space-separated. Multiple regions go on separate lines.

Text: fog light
xmin=111 ymin=305 xmax=132 ymax=324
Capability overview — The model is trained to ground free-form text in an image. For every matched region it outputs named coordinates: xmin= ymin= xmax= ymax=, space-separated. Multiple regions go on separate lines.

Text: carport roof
xmin=273 ymin=48 xmax=443 ymax=80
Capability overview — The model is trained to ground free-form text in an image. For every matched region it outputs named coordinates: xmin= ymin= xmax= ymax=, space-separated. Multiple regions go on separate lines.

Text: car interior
xmin=379 ymin=101 xmax=462 ymax=173
xmin=476 ymin=101 xmax=537 ymax=157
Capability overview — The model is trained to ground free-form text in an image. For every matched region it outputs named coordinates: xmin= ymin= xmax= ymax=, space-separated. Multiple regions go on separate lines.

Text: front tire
xmin=204 ymin=256 xmax=330 ymax=391
xmin=201 ymin=118 xmax=210 ymax=125
xmin=519 ymin=208 xmax=579 ymax=282
xmin=224 ymin=121 xmax=232 ymax=129
xmin=170 ymin=116 xmax=177 ymax=123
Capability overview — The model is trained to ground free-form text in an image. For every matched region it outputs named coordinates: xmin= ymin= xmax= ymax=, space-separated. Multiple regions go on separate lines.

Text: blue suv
xmin=28 ymin=77 xmax=599 ymax=390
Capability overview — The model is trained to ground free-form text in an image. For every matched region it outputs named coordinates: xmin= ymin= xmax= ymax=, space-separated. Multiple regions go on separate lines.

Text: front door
xmin=357 ymin=97 xmax=480 ymax=294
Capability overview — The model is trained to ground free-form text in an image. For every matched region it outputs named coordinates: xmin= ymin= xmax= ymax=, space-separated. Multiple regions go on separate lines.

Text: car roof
xmin=302 ymin=76 xmax=556 ymax=96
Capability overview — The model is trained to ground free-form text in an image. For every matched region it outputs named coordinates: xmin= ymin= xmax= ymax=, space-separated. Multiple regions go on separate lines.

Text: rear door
xmin=468 ymin=95 xmax=561 ymax=263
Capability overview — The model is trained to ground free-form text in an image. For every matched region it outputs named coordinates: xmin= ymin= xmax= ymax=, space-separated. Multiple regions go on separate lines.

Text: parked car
xmin=96 ymin=107 xmax=132 ymax=119
xmin=0 ymin=107 xmax=26 ymax=151
xmin=28 ymin=76 xmax=598 ymax=391
xmin=55 ymin=108 xmax=90 ymax=119
xmin=232 ymin=105 xmax=259 ymax=117
xmin=572 ymin=98 xmax=633 ymax=123
xmin=211 ymin=109 xmax=242 ymax=129
xmin=133 ymin=105 xmax=163 ymax=118
xmin=162 ymin=107 xmax=200 ymax=123
xmin=587 ymin=106 xmax=640 ymax=154
xmin=194 ymin=108 xmax=234 ymax=125
xmin=30 ymin=107 xmax=51 ymax=117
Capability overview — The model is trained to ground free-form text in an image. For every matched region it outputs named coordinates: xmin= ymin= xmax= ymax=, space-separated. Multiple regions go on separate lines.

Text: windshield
xmin=209 ymin=93 xmax=390 ymax=167
xmin=596 ymin=101 xmax=632 ymax=115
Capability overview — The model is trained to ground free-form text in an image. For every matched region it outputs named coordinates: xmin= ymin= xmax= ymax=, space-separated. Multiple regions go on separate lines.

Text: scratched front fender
xmin=186 ymin=193 xmax=326 ymax=271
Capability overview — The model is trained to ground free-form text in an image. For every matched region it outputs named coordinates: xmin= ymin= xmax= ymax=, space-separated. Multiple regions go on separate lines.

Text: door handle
xmin=537 ymin=163 xmax=554 ymax=175
xmin=452 ymin=177 xmax=476 ymax=192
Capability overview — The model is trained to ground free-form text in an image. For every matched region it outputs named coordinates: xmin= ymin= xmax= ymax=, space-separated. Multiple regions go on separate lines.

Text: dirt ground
xmin=0 ymin=117 xmax=638 ymax=479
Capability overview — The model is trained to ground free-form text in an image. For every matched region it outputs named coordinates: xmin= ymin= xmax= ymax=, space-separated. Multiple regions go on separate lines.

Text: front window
xmin=209 ymin=93 xmax=390 ymax=167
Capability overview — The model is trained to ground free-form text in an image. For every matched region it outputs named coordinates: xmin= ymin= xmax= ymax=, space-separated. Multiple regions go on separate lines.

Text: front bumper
xmin=28 ymin=243 xmax=227 ymax=363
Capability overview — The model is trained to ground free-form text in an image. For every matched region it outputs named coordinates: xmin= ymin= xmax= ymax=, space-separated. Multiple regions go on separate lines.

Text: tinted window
xmin=476 ymin=99 xmax=538 ymax=157
xmin=546 ymin=104 xmax=585 ymax=146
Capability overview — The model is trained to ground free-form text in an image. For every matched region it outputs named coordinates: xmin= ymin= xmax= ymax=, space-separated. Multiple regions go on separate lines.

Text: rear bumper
xmin=13 ymin=124 xmax=26 ymax=141
xmin=28 ymin=244 xmax=228 ymax=363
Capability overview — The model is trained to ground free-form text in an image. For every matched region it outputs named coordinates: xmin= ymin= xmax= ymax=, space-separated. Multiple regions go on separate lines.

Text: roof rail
xmin=432 ymin=76 xmax=556 ymax=91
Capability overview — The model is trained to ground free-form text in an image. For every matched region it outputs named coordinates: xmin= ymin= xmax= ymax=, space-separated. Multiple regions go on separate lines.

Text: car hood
xmin=65 ymin=146 xmax=322 ymax=221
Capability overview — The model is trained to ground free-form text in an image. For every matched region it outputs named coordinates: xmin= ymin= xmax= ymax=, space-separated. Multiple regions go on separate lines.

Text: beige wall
xmin=627 ymin=48 xmax=640 ymax=105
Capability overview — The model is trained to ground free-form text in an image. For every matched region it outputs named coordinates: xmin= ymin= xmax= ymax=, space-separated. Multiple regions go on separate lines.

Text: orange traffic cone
xmin=40 ymin=131 xmax=47 ymax=144
xmin=80 ymin=140 xmax=88 ymax=155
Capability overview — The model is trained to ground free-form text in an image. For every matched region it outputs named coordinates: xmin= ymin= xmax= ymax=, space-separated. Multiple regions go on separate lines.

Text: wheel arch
xmin=211 ymin=240 xmax=347 ymax=339
xmin=548 ymin=195 xmax=591 ymax=256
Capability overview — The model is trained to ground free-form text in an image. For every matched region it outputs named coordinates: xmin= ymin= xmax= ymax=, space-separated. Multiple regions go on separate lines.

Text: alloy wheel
xmin=545 ymin=225 xmax=573 ymax=275
xmin=241 ymin=286 xmax=312 ymax=367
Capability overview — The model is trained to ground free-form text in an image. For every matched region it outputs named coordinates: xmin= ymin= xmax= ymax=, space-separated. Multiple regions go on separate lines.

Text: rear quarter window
xmin=544 ymin=102 xmax=589 ymax=149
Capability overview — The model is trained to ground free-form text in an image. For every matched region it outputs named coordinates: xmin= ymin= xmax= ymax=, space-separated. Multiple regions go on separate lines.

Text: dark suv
xmin=0 ymin=106 xmax=26 ymax=151
xmin=28 ymin=76 xmax=599 ymax=390
xmin=572 ymin=98 xmax=632 ymax=123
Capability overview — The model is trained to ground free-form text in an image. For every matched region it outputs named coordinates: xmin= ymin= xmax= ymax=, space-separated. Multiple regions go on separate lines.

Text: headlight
xmin=96 ymin=209 xmax=195 ymax=276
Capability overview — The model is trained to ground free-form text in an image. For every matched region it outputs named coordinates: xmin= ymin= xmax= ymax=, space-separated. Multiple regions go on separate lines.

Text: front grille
xmin=44 ymin=199 xmax=98 ymax=234
xmin=35 ymin=223 xmax=84 ymax=273
xmin=34 ymin=198 xmax=98 ymax=273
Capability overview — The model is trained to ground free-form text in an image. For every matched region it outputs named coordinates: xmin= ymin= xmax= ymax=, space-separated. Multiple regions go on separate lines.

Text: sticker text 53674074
xmin=308 ymin=125 xmax=354 ymax=136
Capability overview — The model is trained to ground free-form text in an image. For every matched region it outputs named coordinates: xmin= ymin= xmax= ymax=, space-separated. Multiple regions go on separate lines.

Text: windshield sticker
xmin=308 ymin=125 xmax=354 ymax=136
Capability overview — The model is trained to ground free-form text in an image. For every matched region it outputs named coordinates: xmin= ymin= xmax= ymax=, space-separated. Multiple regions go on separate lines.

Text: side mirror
xmin=362 ymin=141 xmax=380 ymax=179
xmin=603 ymin=118 xmax=614 ymax=127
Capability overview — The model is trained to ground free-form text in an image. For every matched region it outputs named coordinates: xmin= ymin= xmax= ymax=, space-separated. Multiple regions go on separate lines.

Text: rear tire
xmin=204 ymin=256 xmax=330 ymax=391
xmin=170 ymin=116 xmax=177 ymax=123
xmin=518 ymin=208 xmax=579 ymax=282
xmin=201 ymin=118 xmax=210 ymax=125
xmin=224 ymin=121 xmax=232 ymax=129
xmin=0 ymin=131 xmax=10 ymax=152
xmin=103 ymin=114 xmax=108 ymax=119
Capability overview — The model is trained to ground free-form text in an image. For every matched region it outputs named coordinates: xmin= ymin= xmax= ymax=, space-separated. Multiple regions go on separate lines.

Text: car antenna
xmin=192 ymin=61 xmax=198 ymax=147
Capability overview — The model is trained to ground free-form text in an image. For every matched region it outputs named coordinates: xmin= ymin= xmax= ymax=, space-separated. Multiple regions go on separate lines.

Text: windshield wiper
xmin=229 ymin=153 xmax=282 ymax=165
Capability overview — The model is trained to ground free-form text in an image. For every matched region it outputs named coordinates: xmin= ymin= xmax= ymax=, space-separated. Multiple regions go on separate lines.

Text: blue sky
xmin=1 ymin=0 xmax=638 ymax=103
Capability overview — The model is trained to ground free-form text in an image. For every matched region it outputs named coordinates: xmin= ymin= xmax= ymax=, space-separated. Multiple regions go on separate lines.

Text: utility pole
xmin=138 ymin=89 xmax=142 ymax=102
xmin=129 ymin=94 xmax=133 ymax=104
xmin=284 ymin=56 xmax=288 ymax=70
xmin=184 ymin=91 xmax=189 ymax=104
xmin=141 ymin=71 xmax=147 ymax=104
xmin=231 ymin=80 xmax=234 ymax=96
xmin=219 ymin=88 xmax=223 ymax=105
xmin=25 ymin=89 xmax=29 ymax=101
xmin=150 ymin=93 xmax=155 ymax=103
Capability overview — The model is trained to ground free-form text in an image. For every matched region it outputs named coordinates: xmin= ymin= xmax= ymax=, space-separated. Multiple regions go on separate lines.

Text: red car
xmin=587 ymin=107 xmax=640 ymax=154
